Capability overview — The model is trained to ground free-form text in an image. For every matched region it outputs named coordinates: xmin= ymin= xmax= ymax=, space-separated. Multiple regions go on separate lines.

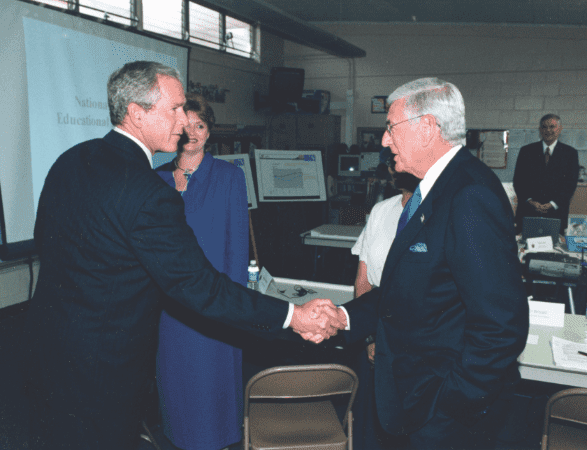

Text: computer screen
xmin=255 ymin=149 xmax=326 ymax=202
xmin=338 ymin=155 xmax=361 ymax=177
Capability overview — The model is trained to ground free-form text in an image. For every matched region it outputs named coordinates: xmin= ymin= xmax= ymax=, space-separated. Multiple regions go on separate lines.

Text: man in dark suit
xmin=24 ymin=61 xmax=345 ymax=450
xmin=514 ymin=114 xmax=579 ymax=234
xmin=335 ymin=78 xmax=529 ymax=449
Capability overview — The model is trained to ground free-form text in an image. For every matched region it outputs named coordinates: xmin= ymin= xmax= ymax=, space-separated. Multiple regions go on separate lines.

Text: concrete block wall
xmin=284 ymin=22 xmax=587 ymax=147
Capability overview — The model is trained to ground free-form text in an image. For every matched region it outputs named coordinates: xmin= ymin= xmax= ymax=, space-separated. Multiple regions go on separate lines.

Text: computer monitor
xmin=360 ymin=152 xmax=380 ymax=176
xmin=522 ymin=217 xmax=561 ymax=244
xmin=338 ymin=154 xmax=361 ymax=177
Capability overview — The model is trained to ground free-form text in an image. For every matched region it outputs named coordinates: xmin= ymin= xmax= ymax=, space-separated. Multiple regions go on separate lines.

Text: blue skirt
xmin=157 ymin=309 xmax=243 ymax=450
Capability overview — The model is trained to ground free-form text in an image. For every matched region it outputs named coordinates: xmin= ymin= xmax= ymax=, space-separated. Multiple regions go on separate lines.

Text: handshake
xmin=289 ymin=298 xmax=347 ymax=344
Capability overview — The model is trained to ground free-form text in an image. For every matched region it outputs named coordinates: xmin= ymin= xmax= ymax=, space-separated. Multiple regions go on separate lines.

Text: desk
xmin=268 ymin=277 xmax=354 ymax=305
xmin=300 ymin=225 xmax=363 ymax=281
xmin=271 ymin=279 xmax=587 ymax=388
xmin=300 ymin=224 xmax=363 ymax=249
xmin=519 ymin=314 xmax=587 ymax=388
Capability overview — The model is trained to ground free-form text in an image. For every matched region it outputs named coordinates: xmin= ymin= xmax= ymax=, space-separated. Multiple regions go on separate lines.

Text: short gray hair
xmin=540 ymin=113 xmax=561 ymax=126
xmin=107 ymin=61 xmax=182 ymax=126
xmin=387 ymin=77 xmax=466 ymax=146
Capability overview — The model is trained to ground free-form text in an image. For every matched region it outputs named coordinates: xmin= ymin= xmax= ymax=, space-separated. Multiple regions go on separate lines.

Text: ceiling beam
xmin=200 ymin=0 xmax=367 ymax=58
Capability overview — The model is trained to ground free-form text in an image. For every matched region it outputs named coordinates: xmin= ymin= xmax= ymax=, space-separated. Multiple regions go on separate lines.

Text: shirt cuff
xmin=283 ymin=303 xmax=295 ymax=329
xmin=282 ymin=303 xmax=351 ymax=330
xmin=339 ymin=306 xmax=351 ymax=330
xmin=550 ymin=201 xmax=558 ymax=210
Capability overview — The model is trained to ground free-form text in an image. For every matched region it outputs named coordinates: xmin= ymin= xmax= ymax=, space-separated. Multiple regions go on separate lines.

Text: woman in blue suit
xmin=156 ymin=93 xmax=248 ymax=450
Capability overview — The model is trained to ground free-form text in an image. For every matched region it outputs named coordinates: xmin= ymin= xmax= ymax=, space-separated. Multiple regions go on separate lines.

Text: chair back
xmin=245 ymin=364 xmax=358 ymax=428
xmin=542 ymin=388 xmax=587 ymax=450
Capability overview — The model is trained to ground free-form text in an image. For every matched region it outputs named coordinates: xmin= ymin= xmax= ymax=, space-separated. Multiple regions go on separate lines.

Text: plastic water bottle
xmin=247 ymin=260 xmax=259 ymax=291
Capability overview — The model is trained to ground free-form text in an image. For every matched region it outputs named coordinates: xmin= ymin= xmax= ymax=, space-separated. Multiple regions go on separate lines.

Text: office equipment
xmin=244 ymin=364 xmax=358 ymax=450
xmin=359 ymin=152 xmax=380 ymax=176
xmin=523 ymin=217 xmax=561 ymax=244
xmin=338 ymin=154 xmax=361 ymax=177
xmin=541 ymin=388 xmax=587 ymax=450
xmin=255 ymin=149 xmax=326 ymax=202
xmin=300 ymin=89 xmax=331 ymax=114
xmin=527 ymin=258 xmax=582 ymax=280
xmin=268 ymin=67 xmax=305 ymax=112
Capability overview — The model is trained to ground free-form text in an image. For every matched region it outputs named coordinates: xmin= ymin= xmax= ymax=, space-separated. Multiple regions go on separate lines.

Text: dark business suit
xmin=513 ymin=140 xmax=579 ymax=234
xmin=25 ymin=131 xmax=288 ymax=450
xmin=344 ymin=148 xmax=528 ymax=445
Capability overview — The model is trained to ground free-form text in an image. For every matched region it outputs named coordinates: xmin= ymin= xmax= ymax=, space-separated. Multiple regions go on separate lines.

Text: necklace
xmin=174 ymin=158 xmax=198 ymax=181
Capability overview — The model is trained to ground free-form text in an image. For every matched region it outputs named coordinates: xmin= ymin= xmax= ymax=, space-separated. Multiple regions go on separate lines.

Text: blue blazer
xmin=25 ymin=131 xmax=288 ymax=449
xmin=345 ymin=148 xmax=529 ymax=435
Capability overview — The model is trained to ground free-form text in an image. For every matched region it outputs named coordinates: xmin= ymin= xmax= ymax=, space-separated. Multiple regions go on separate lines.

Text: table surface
xmin=268 ymin=277 xmax=354 ymax=306
xmin=271 ymin=278 xmax=587 ymax=388
xmin=519 ymin=313 xmax=587 ymax=387
xmin=300 ymin=224 xmax=364 ymax=249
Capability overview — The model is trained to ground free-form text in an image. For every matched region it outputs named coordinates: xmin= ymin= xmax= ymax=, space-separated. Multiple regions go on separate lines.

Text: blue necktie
xmin=396 ymin=185 xmax=421 ymax=235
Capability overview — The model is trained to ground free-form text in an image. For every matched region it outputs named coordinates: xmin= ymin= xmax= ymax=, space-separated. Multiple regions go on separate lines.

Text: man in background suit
xmin=514 ymin=114 xmax=579 ymax=235
xmin=25 ymin=61 xmax=345 ymax=450
xmin=336 ymin=78 xmax=528 ymax=449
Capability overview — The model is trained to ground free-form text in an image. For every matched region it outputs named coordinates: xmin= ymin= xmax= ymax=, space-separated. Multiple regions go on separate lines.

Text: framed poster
xmin=357 ymin=127 xmax=386 ymax=152
xmin=371 ymin=96 xmax=387 ymax=114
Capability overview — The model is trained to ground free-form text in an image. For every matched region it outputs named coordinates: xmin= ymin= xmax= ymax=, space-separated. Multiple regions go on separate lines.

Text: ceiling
xmin=261 ymin=0 xmax=587 ymax=27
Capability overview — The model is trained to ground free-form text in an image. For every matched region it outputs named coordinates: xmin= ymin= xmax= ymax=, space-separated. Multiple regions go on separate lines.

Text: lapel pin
xmin=421 ymin=214 xmax=425 ymax=223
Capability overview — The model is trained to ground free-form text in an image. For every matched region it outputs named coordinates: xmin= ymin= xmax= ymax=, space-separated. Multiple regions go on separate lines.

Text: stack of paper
xmin=551 ymin=336 xmax=587 ymax=371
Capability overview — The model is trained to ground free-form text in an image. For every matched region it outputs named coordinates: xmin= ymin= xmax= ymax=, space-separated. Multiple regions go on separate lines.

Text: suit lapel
xmin=379 ymin=148 xmax=470 ymax=287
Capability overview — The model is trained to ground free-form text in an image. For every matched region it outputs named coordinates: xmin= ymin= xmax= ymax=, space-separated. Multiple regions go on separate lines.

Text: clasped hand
xmin=289 ymin=298 xmax=347 ymax=344
xmin=529 ymin=200 xmax=553 ymax=214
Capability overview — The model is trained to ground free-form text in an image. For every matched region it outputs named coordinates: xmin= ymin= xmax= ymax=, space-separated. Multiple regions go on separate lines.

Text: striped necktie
xmin=396 ymin=185 xmax=422 ymax=235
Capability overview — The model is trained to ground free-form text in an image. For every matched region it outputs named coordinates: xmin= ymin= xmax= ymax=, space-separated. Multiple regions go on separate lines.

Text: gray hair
xmin=387 ymin=77 xmax=466 ymax=146
xmin=540 ymin=113 xmax=561 ymax=126
xmin=107 ymin=61 xmax=182 ymax=126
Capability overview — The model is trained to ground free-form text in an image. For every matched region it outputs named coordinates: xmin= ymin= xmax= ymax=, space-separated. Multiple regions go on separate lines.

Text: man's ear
xmin=419 ymin=114 xmax=438 ymax=148
xmin=126 ymin=103 xmax=146 ymax=129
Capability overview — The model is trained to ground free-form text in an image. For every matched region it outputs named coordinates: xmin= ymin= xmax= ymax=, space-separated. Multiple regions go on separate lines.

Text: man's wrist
xmin=283 ymin=303 xmax=296 ymax=329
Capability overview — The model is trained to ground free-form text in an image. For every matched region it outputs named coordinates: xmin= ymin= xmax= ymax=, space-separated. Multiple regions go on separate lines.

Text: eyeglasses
xmin=386 ymin=114 xmax=426 ymax=135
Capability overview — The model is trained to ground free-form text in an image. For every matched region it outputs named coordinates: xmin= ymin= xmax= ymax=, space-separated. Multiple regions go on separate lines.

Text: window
xmin=33 ymin=0 xmax=69 ymax=9
xmin=79 ymin=0 xmax=132 ymax=26
xmin=188 ymin=3 xmax=222 ymax=51
xmin=142 ymin=0 xmax=183 ymax=40
xmin=225 ymin=16 xmax=251 ymax=57
xmin=28 ymin=0 xmax=260 ymax=61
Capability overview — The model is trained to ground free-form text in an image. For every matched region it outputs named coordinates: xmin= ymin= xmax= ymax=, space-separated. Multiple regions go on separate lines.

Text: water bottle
xmin=247 ymin=260 xmax=259 ymax=290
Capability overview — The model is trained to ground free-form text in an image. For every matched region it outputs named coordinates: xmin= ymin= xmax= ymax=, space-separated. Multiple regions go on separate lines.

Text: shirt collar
xmin=113 ymin=127 xmax=153 ymax=168
xmin=419 ymin=145 xmax=463 ymax=201
xmin=543 ymin=140 xmax=557 ymax=154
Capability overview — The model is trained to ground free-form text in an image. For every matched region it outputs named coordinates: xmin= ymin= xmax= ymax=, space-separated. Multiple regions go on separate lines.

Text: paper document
xmin=551 ymin=336 xmax=587 ymax=371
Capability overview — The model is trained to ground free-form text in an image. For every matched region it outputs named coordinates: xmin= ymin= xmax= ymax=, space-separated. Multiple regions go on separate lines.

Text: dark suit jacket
xmin=344 ymin=148 xmax=529 ymax=435
xmin=513 ymin=140 xmax=579 ymax=233
xmin=25 ymin=131 xmax=288 ymax=449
